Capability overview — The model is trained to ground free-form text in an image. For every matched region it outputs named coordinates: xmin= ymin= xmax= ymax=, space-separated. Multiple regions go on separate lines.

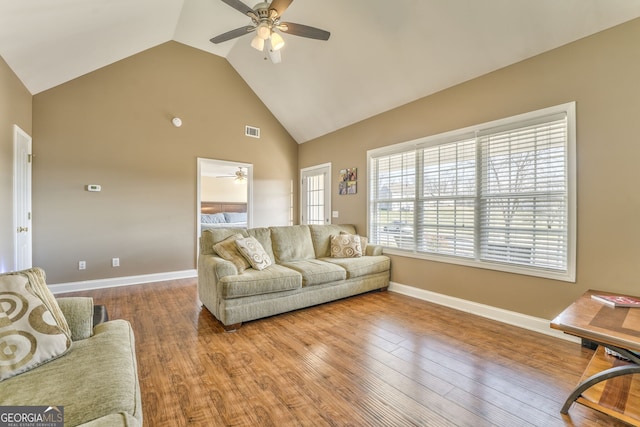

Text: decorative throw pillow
xmin=340 ymin=231 xmax=368 ymax=255
xmin=4 ymin=267 xmax=71 ymax=338
xmin=213 ymin=234 xmax=251 ymax=273
xmin=235 ymin=237 xmax=272 ymax=271
xmin=0 ymin=275 xmax=71 ymax=381
xmin=330 ymin=233 xmax=363 ymax=258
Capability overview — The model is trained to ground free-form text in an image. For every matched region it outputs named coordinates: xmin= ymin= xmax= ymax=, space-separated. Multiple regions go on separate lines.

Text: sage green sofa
xmin=0 ymin=268 xmax=142 ymax=427
xmin=198 ymin=224 xmax=390 ymax=330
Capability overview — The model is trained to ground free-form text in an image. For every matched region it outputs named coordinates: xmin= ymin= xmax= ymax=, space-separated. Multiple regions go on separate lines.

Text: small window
xmin=368 ymin=103 xmax=576 ymax=282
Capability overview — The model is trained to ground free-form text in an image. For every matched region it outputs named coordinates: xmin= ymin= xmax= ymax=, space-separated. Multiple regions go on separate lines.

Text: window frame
xmin=367 ymin=102 xmax=576 ymax=282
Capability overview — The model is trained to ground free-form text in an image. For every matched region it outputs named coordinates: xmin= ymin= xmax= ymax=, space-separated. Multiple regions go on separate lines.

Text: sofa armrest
xmin=57 ymin=297 xmax=94 ymax=341
xmin=365 ymin=244 xmax=384 ymax=256
xmin=201 ymin=255 xmax=239 ymax=280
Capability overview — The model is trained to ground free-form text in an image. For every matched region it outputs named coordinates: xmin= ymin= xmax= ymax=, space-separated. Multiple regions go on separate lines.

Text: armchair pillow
xmin=0 ymin=275 xmax=71 ymax=381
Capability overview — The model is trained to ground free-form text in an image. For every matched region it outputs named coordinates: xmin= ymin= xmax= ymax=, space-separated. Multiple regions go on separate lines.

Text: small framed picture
xmin=339 ymin=168 xmax=357 ymax=195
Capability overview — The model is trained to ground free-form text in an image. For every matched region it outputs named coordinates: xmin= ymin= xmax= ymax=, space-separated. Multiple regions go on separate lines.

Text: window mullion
xmin=415 ymin=149 xmax=424 ymax=253
xmin=475 ymin=132 xmax=482 ymax=261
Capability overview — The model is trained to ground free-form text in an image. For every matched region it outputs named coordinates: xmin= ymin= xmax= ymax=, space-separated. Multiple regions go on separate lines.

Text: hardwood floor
xmin=61 ymin=279 xmax=632 ymax=426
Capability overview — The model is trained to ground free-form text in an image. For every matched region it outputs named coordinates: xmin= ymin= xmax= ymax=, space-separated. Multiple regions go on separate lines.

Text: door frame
xmin=13 ymin=125 xmax=32 ymax=271
xmin=196 ymin=157 xmax=253 ymax=238
xmin=300 ymin=163 xmax=332 ymax=225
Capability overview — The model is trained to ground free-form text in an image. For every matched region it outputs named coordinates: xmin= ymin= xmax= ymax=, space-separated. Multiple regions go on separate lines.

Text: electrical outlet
xmin=112 ymin=257 xmax=120 ymax=267
xmin=78 ymin=261 xmax=86 ymax=270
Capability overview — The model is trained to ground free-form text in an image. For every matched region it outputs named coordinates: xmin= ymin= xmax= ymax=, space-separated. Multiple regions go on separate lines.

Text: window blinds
xmin=368 ymin=107 xmax=572 ymax=278
xmin=479 ymin=115 xmax=568 ymax=270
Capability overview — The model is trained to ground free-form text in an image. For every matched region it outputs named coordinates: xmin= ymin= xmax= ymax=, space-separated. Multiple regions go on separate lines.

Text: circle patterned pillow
xmin=330 ymin=234 xmax=362 ymax=258
xmin=235 ymin=237 xmax=273 ymax=271
xmin=0 ymin=275 xmax=71 ymax=381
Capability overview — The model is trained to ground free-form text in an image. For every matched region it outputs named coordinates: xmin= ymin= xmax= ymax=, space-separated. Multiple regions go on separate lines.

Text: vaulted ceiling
xmin=2 ymin=1 xmax=640 ymax=143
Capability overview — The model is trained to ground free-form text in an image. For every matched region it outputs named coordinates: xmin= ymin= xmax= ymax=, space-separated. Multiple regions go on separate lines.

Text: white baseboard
xmin=49 ymin=269 xmax=197 ymax=294
xmin=388 ymin=282 xmax=579 ymax=344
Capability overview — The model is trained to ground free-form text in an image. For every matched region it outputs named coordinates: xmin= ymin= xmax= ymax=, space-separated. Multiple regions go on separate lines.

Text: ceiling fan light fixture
xmin=211 ymin=0 xmax=330 ymax=63
xmin=251 ymin=35 xmax=265 ymax=51
xmin=256 ymin=22 xmax=271 ymax=40
xmin=270 ymin=31 xmax=285 ymax=51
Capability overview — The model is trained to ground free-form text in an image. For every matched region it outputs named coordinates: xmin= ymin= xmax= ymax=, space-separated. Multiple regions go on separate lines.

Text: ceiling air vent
xmin=245 ymin=125 xmax=260 ymax=138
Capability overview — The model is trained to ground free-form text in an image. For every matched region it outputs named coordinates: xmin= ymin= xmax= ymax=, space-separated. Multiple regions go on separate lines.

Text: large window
xmin=368 ymin=103 xmax=576 ymax=281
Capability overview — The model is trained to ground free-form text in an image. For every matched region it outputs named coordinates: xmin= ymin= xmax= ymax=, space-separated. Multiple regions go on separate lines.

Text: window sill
xmin=382 ymin=247 xmax=576 ymax=283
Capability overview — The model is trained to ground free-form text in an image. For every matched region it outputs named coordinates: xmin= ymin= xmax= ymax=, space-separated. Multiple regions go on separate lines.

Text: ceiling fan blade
xmin=221 ymin=0 xmax=255 ymax=16
xmin=210 ymin=26 xmax=255 ymax=44
xmin=269 ymin=0 xmax=293 ymax=17
xmin=277 ymin=22 xmax=330 ymax=41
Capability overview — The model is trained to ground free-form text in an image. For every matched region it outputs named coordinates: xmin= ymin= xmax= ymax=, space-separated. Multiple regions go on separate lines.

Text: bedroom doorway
xmin=197 ymin=158 xmax=253 ymax=238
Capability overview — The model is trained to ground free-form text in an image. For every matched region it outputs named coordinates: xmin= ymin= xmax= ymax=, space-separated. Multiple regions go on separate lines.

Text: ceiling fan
xmin=210 ymin=0 xmax=330 ymax=63
xmin=217 ymin=167 xmax=247 ymax=183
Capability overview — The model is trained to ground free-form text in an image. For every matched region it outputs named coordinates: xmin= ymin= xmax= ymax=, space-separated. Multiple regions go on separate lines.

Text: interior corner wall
xmin=32 ymin=41 xmax=298 ymax=284
xmin=298 ymin=18 xmax=640 ymax=320
xmin=0 ymin=55 xmax=32 ymax=274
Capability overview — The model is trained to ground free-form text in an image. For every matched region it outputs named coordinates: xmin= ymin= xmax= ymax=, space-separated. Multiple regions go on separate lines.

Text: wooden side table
xmin=551 ymin=290 xmax=640 ymax=425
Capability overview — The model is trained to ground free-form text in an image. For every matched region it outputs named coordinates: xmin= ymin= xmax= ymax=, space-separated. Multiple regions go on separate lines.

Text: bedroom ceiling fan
xmin=217 ymin=167 xmax=247 ymax=183
xmin=210 ymin=0 xmax=330 ymax=63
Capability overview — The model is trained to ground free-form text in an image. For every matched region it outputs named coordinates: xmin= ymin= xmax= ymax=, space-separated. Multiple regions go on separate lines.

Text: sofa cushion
xmin=80 ymin=412 xmax=141 ymax=427
xmin=219 ymin=265 xmax=302 ymax=298
xmin=309 ymin=224 xmax=357 ymax=258
xmin=280 ymin=259 xmax=347 ymax=287
xmin=213 ymin=233 xmax=251 ymax=273
xmin=0 ymin=275 xmax=71 ymax=381
xmin=0 ymin=320 xmax=141 ymax=426
xmin=330 ymin=233 xmax=362 ymax=258
xmin=236 ymin=237 xmax=272 ymax=270
xmin=270 ymin=225 xmax=315 ymax=263
xmin=321 ymin=256 xmax=391 ymax=279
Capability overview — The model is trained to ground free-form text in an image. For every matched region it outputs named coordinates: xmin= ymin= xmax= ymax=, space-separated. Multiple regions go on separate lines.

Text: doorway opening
xmin=197 ymin=158 xmax=253 ymax=238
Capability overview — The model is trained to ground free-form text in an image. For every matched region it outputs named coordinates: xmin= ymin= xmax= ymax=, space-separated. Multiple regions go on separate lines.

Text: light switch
xmin=332 ymin=211 xmax=339 ymax=218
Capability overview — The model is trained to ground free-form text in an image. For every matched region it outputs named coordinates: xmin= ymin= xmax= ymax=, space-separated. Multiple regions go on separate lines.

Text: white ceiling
xmin=2 ymin=1 xmax=640 ymax=143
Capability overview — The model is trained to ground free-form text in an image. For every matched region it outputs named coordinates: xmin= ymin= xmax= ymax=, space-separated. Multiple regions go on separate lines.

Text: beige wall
xmin=32 ymin=41 xmax=298 ymax=283
xmin=299 ymin=18 xmax=640 ymax=320
xmin=0 ymin=56 xmax=32 ymax=273
xmin=201 ymin=175 xmax=247 ymax=203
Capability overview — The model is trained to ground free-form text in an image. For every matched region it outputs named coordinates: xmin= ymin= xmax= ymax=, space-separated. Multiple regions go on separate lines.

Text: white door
xmin=13 ymin=125 xmax=32 ymax=270
xmin=301 ymin=164 xmax=331 ymax=225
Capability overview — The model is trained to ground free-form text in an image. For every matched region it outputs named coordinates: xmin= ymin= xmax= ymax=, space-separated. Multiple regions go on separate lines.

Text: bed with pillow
xmin=201 ymin=212 xmax=248 ymax=230
xmin=200 ymin=201 xmax=247 ymax=230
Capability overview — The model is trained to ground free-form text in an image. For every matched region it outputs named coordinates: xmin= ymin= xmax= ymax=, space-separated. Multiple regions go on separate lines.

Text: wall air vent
xmin=245 ymin=125 xmax=261 ymax=138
